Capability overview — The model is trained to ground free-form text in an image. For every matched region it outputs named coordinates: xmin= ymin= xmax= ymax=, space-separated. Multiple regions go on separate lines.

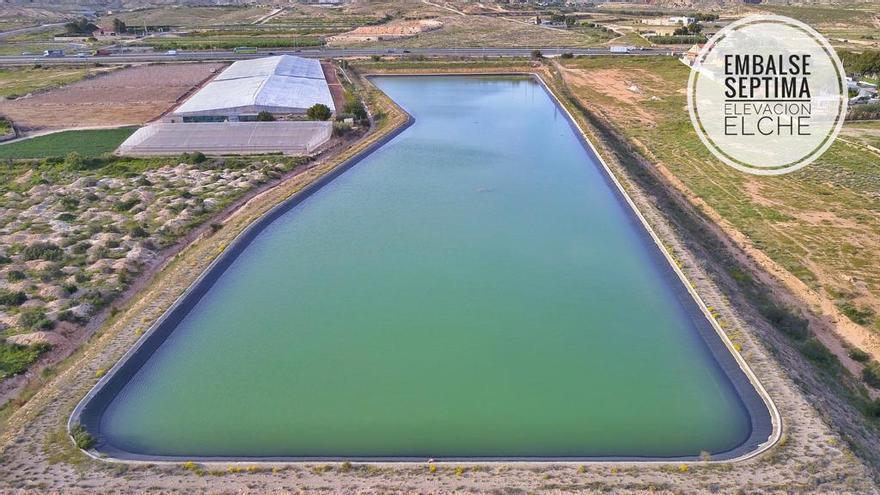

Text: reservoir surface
xmin=92 ymin=76 xmax=764 ymax=459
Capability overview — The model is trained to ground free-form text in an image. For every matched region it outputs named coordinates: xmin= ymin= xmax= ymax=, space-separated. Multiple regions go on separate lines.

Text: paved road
xmin=0 ymin=47 xmax=676 ymax=65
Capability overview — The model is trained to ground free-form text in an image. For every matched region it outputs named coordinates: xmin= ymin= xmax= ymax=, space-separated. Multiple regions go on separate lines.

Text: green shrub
xmin=5 ymin=270 xmax=25 ymax=282
xmin=20 ymin=242 xmax=64 ymax=261
xmin=58 ymin=196 xmax=80 ymax=210
xmin=0 ymin=288 xmax=26 ymax=306
xmin=0 ymin=341 xmax=50 ymax=378
xmin=863 ymin=362 xmax=880 ymax=389
xmin=760 ymin=303 xmax=809 ymax=340
xmin=649 ymin=35 xmax=707 ymax=44
xmin=65 ymin=151 xmax=84 ymax=169
xmin=343 ymin=96 xmax=368 ymax=121
xmin=849 ymin=348 xmax=871 ymax=363
xmin=307 ymin=103 xmax=332 ymax=121
xmin=838 ymin=301 xmax=875 ymax=326
xmin=71 ymin=423 xmax=96 ymax=450
xmin=560 ymin=52 xmax=574 ymax=59
xmin=801 ymin=338 xmax=838 ymax=369
xmin=128 ymin=224 xmax=148 ymax=238
xmin=256 ymin=111 xmax=275 ymax=122
xmin=19 ymin=308 xmax=52 ymax=330
xmin=114 ymin=198 xmax=139 ymax=212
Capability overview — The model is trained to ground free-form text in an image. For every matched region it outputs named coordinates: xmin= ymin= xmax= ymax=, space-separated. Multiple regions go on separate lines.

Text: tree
xmin=307 ymin=103 xmax=332 ymax=121
xmin=531 ymin=49 xmax=543 ymax=59
xmin=112 ymin=18 xmax=127 ymax=34
xmin=343 ymin=96 xmax=368 ymax=121
xmin=65 ymin=18 xmax=97 ymax=35
xmin=65 ymin=151 xmax=83 ymax=170
xmin=256 ymin=111 xmax=275 ymax=121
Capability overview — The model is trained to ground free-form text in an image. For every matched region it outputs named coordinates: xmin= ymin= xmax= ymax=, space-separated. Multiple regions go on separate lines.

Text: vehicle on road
xmin=233 ymin=47 xmax=257 ymax=54
xmin=43 ymin=49 xmax=64 ymax=58
xmin=166 ymin=50 xmax=178 ymax=56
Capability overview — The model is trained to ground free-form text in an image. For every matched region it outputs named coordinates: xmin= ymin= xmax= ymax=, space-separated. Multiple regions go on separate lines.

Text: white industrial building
xmin=171 ymin=55 xmax=336 ymax=122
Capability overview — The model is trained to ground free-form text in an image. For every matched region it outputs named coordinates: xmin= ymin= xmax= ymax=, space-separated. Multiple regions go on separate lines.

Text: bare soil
xmin=0 ymin=63 xmax=225 ymax=131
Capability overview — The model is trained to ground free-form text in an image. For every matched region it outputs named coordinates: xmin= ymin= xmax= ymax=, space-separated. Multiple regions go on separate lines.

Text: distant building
xmin=669 ymin=16 xmax=696 ymax=26
xmin=682 ymin=43 xmax=704 ymax=66
xmin=91 ymin=23 xmax=117 ymax=37
xmin=171 ymin=55 xmax=336 ymax=122
xmin=642 ymin=16 xmax=695 ymax=27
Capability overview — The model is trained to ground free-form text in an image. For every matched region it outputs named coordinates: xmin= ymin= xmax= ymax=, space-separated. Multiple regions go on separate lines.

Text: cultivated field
xmin=0 ymin=66 xmax=116 ymax=100
xmin=0 ymin=63 xmax=224 ymax=131
xmin=363 ymin=14 xmax=611 ymax=48
xmin=0 ymin=128 xmax=136 ymax=159
xmin=98 ymin=6 xmax=272 ymax=28
xmin=752 ymin=4 xmax=880 ymax=48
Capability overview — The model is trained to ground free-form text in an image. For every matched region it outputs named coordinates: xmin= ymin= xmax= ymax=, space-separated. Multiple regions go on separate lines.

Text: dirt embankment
xmin=328 ymin=19 xmax=442 ymax=44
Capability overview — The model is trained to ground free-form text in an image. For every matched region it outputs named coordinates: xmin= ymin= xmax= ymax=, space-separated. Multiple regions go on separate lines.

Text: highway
xmin=0 ymin=46 xmax=676 ymax=66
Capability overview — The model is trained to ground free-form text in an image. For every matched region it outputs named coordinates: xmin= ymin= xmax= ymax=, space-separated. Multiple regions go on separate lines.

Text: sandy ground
xmin=328 ymin=19 xmax=442 ymax=44
xmin=0 ymin=67 xmax=876 ymax=494
xmin=0 ymin=63 xmax=225 ymax=131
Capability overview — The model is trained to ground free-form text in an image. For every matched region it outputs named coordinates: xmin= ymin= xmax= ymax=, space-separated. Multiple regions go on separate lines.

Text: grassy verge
xmin=0 ymin=127 xmax=137 ymax=159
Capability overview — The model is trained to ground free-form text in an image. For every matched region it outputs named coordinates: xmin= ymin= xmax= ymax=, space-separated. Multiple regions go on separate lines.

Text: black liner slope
xmin=70 ymin=74 xmax=774 ymax=462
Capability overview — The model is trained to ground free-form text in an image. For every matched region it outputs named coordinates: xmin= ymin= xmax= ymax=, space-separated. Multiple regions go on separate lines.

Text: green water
xmin=100 ymin=76 xmax=752 ymax=458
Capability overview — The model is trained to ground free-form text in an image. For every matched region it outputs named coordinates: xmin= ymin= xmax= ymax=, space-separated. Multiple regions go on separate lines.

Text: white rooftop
xmin=173 ymin=55 xmax=335 ymax=116
xmin=213 ymin=55 xmax=326 ymax=81
xmin=117 ymin=121 xmax=333 ymax=156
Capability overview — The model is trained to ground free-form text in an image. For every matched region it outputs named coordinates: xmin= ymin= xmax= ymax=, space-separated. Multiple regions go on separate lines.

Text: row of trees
xmin=673 ymin=22 xmax=703 ymax=36
xmin=306 ymin=95 xmax=367 ymax=122
xmin=838 ymin=50 xmax=880 ymax=77
xmin=64 ymin=17 xmax=126 ymax=35
xmin=64 ymin=18 xmax=97 ymax=35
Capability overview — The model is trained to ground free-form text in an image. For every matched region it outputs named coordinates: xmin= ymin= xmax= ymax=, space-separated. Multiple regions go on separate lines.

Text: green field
xmin=0 ymin=127 xmax=137 ymax=159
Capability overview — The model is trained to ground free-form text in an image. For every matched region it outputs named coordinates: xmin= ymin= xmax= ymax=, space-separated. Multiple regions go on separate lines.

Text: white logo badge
xmin=687 ymin=15 xmax=847 ymax=175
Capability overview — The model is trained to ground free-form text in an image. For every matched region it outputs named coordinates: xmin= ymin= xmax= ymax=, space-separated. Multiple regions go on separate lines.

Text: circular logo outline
xmin=686 ymin=15 xmax=847 ymax=176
